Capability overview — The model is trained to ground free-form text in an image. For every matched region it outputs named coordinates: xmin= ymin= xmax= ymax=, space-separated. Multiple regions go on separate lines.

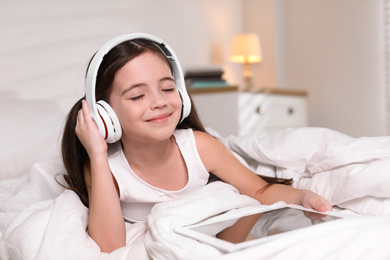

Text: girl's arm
xmin=76 ymin=100 xmax=126 ymax=252
xmin=195 ymin=131 xmax=332 ymax=212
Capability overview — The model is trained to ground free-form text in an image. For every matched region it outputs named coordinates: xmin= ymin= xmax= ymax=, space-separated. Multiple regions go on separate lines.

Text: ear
xmin=96 ymin=100 xmax=122 ymax=143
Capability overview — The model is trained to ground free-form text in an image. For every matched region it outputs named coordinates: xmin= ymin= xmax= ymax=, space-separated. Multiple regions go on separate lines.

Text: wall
xmin=0 ymin=0 xmax=243 ymax=112
xmin=243 ymin=0 xmax=387 ymax=137
xmin=3 ymin=0 xmax=386 ymax=138
xmin=242 ymin=0 xmax=279 ymax=87
xmin=286 ymin=0 xmax=386 ymax=137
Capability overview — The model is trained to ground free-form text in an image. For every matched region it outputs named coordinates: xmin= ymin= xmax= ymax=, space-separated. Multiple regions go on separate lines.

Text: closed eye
xmin=130 ymin=94 xmax=144 ymax=101
xmin=162 ymin=88 xmax=175 ymax=92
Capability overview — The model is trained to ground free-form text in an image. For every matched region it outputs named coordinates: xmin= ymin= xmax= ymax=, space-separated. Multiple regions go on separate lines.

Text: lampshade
xmin=229 ymin=33 xmax=262 ymax=63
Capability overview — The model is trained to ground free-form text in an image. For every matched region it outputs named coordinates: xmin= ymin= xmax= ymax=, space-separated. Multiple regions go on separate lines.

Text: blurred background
xmin=0 ymin=0 xmax=388 ymax=137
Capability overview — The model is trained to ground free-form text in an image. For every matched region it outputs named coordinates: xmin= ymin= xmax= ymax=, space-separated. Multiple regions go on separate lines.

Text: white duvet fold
xmin=1 ymin=190 xmax=99 ymax=260
xmin=306 ymin=136 xmax=390 ymax=174
xmin=145 ymin=181 xmax=260 ymax=260
xmin=225 ymin=127 xmax=390 ymax=215
xmin=0 ymin=160 xmax=100 ymax=259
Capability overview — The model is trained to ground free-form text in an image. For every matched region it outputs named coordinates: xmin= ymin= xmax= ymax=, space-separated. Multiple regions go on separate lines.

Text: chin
xmin=146 ymin=124 xmax=177 ymax=140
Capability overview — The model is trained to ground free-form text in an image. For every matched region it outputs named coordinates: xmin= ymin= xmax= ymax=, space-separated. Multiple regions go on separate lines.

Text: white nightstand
xmin=189 ymin=86 xmax=239 ymax=137
xmin=189 ymin=87 xmax=308 ymax=137
xmin=238 ymin=88 xmax=308 ymax=136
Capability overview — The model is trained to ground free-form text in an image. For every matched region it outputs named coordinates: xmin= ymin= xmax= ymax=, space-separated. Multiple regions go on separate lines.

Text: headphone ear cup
xmin=177 ymin=88 xmax=191 ymax=122
xmin=96 ymin=100 xmax=122 ymax=143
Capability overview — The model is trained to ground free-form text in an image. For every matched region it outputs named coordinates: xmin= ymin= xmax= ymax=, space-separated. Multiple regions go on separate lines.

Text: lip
xmin=146 ymin=113 xmax=172 ymax=123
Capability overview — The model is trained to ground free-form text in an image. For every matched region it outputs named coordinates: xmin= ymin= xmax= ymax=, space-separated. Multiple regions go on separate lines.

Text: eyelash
xmin=130 ymin=95 xmax=144 ymax=101
xmin=129 ymin=88 xmax=175 ymax=101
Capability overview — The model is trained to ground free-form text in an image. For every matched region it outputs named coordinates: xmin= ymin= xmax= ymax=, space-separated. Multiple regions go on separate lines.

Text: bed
xmin=1 ymin=93 xmax=390 ymax=259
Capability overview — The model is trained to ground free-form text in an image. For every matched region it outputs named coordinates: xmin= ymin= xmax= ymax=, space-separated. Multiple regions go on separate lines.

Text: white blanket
xmin=1 ymin=127 xmax=390 ymax=259
xmin=145 ymin=191 xmax=390 ymax=260
xmin=145 ymin=182 xmax=260 ymax=260
xmin=225 ymin=127 xmax=390 ymax=215
xmin=0 ymin=163 xmax=258 ymax=260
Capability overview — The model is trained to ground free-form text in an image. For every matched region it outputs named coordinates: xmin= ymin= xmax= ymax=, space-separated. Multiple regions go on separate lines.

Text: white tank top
xmin=107 ymin=129 xmax=210 ymax=222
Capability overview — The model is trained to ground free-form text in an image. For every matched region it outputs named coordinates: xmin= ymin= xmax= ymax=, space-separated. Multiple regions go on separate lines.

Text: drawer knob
xmin=256 ymin=105 xmax=266 ymax=115
xmin=288 ymin=107 xmax=294 ymax=115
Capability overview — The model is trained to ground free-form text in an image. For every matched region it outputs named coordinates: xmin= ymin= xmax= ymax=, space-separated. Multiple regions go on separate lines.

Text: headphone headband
xmin=85 ymin=33 xmax=191 ymax=143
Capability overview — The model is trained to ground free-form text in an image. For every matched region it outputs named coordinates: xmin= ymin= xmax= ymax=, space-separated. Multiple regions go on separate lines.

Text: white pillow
xmin=0 ymin=96 xmax=66 ymax=180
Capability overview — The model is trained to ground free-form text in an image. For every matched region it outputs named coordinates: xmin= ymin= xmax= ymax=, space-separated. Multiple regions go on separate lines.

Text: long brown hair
xmin=61 ymin=38 xmax=291 ymax=207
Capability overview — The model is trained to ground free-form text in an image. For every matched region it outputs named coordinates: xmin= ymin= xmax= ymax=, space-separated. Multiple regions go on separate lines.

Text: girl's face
xmin=108 ymin=51 xmax=183 ymax=145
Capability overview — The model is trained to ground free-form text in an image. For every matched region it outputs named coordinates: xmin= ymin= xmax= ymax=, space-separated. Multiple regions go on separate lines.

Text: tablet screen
xmin=195 ymin=207 xmax=340 ymax=242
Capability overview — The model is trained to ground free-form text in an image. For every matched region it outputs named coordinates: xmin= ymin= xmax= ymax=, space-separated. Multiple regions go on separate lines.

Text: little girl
xmin=61 ymin=34 xmax=332 ymax=253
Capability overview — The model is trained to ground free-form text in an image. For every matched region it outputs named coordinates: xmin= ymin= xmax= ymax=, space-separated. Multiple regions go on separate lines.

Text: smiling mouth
xmin=147 ymin=113 xmax=172 ymax=123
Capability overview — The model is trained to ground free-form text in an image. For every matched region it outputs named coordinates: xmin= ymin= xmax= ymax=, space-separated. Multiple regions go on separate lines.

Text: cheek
xmin=117 ymin=106 xmax=139 ymax=123
xmin=171 ymin=97 xmax=183 ymax=123
xmin=171 ymin=92 xmax=183 ymax=109
xmin=115 ymin=108 xmax=140 ymax=136
xmin=111 ymin=102 xmax=137 ymax=126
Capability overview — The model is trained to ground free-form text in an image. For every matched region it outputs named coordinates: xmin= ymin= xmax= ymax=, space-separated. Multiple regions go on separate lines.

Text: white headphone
xmin=85 ymin=33 xmax=191 ymax=143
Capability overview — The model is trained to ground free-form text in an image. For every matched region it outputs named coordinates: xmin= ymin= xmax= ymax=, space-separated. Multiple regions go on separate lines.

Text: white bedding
xmin=224 ymin=127 xmax=390 ymax=215
xmin=1 ymin=127 xmax=390 ymax=259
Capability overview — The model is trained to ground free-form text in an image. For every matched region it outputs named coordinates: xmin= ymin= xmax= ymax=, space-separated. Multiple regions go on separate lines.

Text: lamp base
xmin=242 ymin=62 xmax=254 ymax=90
xmin=243 ymin=76 xmax=254 ymax=91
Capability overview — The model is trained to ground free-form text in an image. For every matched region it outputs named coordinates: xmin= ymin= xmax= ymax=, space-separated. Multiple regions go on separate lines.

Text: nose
xmin=150 ymin=92 xmax=167 ymax=109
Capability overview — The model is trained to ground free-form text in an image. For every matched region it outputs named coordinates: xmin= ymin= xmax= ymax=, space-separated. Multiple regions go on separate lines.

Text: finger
xmin=81 ymin=99 xmax=95 ymax=124
xmin=81 ymin=100 xmax=89 ymax=116
xmin=78 ymin=107 xmax=84 ymax=119
xmin=303 ymin=211 xmax=326 ymax=221
xmin=314 ymin=201 xmax=332 ymax=213
xmin=80 ymin=99 xmax=101 ymax=133
xmin=81 ymin=99 xmax=89 ymax=111
xmin=76 ymin=109 xmax=84 ymax=127
xmin=316 ymin=197 xmax=333 ymax=212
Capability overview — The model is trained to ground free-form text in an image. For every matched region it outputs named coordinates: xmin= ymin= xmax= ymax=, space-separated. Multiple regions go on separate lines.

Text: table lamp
xmin=229 ymin=33 xmax=262 ymax=90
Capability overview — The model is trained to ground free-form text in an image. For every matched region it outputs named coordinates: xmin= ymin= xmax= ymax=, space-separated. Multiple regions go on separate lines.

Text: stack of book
xmin=184 ymin=66 xmax=229 ymax=89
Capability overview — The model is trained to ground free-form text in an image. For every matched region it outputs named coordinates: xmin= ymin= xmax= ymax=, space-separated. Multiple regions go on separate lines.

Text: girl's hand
xmin=75 ymin=99 xmax=108 ymax=158
xmin=301 ymin=190 xmax=332 ymax=212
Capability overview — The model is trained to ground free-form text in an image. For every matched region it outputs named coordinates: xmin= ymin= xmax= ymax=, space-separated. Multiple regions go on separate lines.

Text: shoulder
xmin=193 ymin=131 xmax=232 ymax=172
xmin=193 ymin=129 xmax=216 ymax=140
xmin=193 ymin=130 xmax=222 ymax=149
xmin=193 ymin=131 xmax=265 ymax=195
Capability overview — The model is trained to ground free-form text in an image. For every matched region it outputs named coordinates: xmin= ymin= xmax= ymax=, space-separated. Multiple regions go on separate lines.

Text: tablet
xmin=175 ymin=202 xmax=357 ymax=253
